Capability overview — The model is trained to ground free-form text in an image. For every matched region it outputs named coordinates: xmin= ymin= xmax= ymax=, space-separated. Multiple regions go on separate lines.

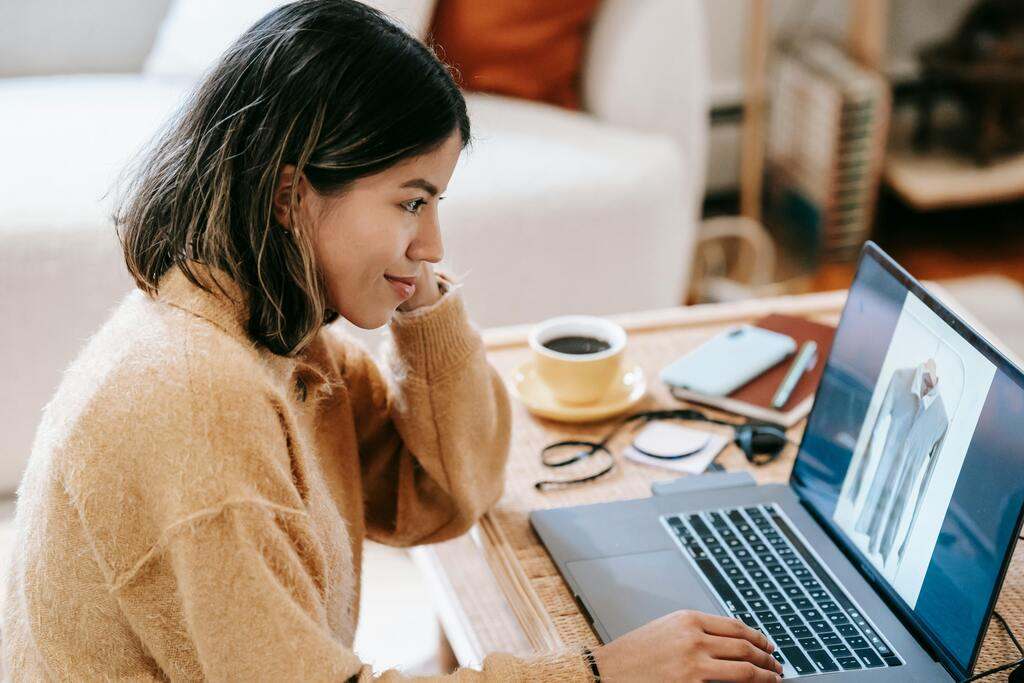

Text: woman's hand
xmin=591 ymin=610 xmax=783 ymax=682
xmin=396 ymin=262 xmax=443 ymax=313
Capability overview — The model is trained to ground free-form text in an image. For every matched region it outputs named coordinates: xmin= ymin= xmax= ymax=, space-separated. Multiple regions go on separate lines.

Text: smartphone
xmin=659 ymin=325 xmax=796 ymax=396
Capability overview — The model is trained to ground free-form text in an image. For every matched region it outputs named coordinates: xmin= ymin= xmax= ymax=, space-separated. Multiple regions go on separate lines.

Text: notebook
xmin=668 ymin=314 xmax=836 ymax=427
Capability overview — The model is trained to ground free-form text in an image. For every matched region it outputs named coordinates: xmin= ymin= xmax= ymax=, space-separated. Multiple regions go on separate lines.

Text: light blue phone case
xmin=659 ymin=325 xmax=796 ymax=396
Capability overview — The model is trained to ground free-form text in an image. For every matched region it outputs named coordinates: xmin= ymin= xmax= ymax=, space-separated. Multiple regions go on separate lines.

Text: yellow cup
xmin=528 ymin=316 xmax=627 ymax=405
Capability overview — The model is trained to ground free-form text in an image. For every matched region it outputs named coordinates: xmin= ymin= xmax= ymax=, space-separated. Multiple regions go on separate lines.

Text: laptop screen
xmin=790 ymin=243 xmax=1024 ymax=679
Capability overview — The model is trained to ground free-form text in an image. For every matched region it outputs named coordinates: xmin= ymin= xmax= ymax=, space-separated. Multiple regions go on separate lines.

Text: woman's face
xmin=274 ymin=131 xmax=463 ymax=329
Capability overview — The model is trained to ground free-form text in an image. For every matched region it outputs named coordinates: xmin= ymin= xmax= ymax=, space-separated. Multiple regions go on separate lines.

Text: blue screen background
xmin=791 ymin=252 xmax=1024 ymax=676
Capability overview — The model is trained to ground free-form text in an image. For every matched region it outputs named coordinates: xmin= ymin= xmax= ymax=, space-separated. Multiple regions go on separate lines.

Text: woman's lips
xmin=384 ymin=274 xmax=416 ymax=299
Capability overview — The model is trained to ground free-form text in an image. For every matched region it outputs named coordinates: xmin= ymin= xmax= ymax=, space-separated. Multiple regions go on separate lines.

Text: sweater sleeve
xmin=341 ymin=286 xmax=514 ymax=546
xmin=116 ymin=498 xmax=591 ymax=682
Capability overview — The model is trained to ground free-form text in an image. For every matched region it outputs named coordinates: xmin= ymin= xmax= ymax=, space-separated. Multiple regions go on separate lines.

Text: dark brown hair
xmin=114 ymin=0 xmax=471 ymax=355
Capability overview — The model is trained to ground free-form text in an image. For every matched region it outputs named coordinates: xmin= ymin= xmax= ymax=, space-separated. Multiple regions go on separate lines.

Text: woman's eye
xmin=402 ymin=198 xmax=427 ymax=214
xmin=401 ymin=195 xmax=444 ymax=215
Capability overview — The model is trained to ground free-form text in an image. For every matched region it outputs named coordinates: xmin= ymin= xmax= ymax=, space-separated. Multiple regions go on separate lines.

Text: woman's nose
xmin=408 ymin=213 xmax=444 ymax=264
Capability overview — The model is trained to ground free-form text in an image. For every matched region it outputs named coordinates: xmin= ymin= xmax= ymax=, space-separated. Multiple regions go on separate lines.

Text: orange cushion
xmin=428 ymin=0 xmax=601 ymax=110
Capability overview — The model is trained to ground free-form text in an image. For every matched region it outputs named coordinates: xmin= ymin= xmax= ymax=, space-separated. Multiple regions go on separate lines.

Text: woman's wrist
xmin=583 ymin=646 xmax=602 ymax=681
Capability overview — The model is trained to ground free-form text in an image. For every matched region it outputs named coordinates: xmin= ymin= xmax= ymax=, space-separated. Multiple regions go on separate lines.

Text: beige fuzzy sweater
xmin=1 ymin=262 xmax=591 ymax=681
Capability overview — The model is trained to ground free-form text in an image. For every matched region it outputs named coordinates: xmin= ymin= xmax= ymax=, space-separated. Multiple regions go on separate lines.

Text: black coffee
xmin=543 ymin=335 xmax=611 ymax=355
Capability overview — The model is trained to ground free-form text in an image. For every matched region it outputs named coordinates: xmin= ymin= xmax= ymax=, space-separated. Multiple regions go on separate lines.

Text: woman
xmin=1 ymin=2 xmax=782 ymax=681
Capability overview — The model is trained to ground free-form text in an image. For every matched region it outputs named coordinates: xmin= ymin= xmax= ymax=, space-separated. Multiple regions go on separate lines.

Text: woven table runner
xmin=478 ymin=294 xmax=1023 ymax=680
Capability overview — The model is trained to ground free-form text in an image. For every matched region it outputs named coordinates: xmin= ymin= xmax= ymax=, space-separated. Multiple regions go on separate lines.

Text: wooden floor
xmin=699 ymin=187 xmax=1024 ymax=295
xmin=810 ymin=190 xmax=1024 ymax=292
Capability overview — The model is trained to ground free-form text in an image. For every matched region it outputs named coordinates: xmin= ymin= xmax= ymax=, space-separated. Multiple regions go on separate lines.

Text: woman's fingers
xmin=696 ymin=613 xmax=773 ymax=652
xmin=710 ymin=658 xmax=784 ymax=683
xmin=703 ymin=634 xmax=784 ymax=676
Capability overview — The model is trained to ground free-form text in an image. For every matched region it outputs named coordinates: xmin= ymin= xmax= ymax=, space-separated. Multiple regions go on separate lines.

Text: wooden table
xmin=411 ymin=290 xmax=1024 ymax=679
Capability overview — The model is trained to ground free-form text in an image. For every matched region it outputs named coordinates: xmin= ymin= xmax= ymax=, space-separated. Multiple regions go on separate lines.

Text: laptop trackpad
xmin=567 ymin=549 xmax=722 ymax=642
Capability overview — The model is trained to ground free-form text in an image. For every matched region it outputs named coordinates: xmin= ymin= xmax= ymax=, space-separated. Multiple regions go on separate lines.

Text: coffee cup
xmin=528 ymin=315 xmax=627 ymax=405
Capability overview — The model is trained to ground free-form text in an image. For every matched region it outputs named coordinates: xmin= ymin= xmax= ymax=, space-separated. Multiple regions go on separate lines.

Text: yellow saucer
xmin=510 ymin=361 xmax=647 ymax=423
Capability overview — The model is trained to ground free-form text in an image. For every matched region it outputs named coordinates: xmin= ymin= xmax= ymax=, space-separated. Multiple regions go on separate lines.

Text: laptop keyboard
xmin=662 ymin=504 xmax=902 ymax=677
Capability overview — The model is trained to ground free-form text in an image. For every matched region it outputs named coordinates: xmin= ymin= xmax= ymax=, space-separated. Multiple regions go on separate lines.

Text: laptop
xmin=531 ymin=242 xmax=1024 ymax=680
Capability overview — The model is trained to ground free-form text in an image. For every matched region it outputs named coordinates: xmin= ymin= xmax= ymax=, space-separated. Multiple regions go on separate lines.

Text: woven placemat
xmin=479 ymin=299 xmax=1023 ymax=680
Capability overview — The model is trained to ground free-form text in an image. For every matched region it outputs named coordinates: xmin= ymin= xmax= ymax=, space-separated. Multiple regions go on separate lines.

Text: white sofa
xmin=0 ymin=0 xmax=709 ymax=494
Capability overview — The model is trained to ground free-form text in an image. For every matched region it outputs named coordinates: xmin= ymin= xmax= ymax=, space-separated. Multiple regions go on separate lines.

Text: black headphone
xmin=535 ymin=407 xmax=798 ymax=490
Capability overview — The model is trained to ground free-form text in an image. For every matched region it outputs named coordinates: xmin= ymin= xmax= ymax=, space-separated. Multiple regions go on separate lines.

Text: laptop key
xmin=780 ymin=647 xmax=815 ymax=675
xmin=768 ymin=564 xmax=788 ymax=576
xmin=774 ymin=634 xmax=795 ymax=647
xmin=741 ymin=559 xmax=759 ymax=570
xmin=687 ymin=515 xmax=712 ymax=536
xmin=809 ymin=620 xmax=833 ymax=634
xmin=819 ymin=633 xmax=841 ymax=646
xmin=793 ymin=597 xmax=813 ymax=610
xmin=765 ymin=591 xmax=786 ymax=604
xmin=791 ymin=625 xmax=812 ymax=638
xmin=740 ymin=588 xmax=759 ymax=600
xmin=775 ymin=602 xmax=795 ymax=616
xmin=736 ymin=612 xmax=758 ymax=628
xmin=782 ymin=614 xmax=803 ymax=628
xmin=808 ymin=649 xmax=839 ymax=672
xmin=846 ymin=636 xmax=868 ymax=649
xmin=755 ymin=611 xmax=777 ymax=623
xmin=757 ymin=580 xmax=777 ymax=592
xmin=837 ymin=624 xmax=859 ymax=638
xmin=748 ymin=599 xmax=768 ymax=612
xmin=784 ymin=586 xmax=804 ymax=598
xmin=765 ymin=622 xmax=787 ymax=637
xmin=828 ymin=644 xmax=853 ymax=658
xmin=800 ymin=609 xmax=823 ymax=622
xmin=809 ymin=589 xmax=830 ymax=601
xmin=855 ymin=648 xmax=884 ymax=668
xmin=798 ymin=636 xmax=821 ymax=650
xmin=828 ymin=613 xmax=850 ymax=626
xmin=818 ymin=600 xmax=839 ymax=613
xmin=838 ymin=656 xmax=862 ymax=670
xmin=686 ymin=545 xmax=708 ymax=560
xmin=692 ymin=558 xmax=745 ymax=613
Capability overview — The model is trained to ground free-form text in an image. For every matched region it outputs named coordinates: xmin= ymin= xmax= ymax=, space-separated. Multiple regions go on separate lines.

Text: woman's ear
xmin=273 ymin=164 xmax=300 ymax=230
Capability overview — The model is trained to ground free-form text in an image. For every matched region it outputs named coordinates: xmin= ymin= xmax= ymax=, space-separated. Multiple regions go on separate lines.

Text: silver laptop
xmin=531 ymin=242 xmax=1024 ymax=680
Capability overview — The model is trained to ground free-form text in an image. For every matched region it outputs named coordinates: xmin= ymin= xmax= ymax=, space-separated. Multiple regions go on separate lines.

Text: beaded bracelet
xmin=581 ymin=647 xmax=601 ymax=681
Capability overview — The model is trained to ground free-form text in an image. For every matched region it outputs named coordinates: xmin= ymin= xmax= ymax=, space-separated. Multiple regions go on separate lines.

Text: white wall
xmin=704 ymin=0 xmax=974 ymax=194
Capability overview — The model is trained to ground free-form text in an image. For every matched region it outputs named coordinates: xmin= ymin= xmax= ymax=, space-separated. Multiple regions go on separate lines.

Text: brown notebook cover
xmin=671 ymin=314 xmax=837 ymax=426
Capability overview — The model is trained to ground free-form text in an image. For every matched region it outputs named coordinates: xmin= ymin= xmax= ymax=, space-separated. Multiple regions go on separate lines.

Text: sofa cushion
xmin=428 ymin=0 xmax=601 ymax=110
xmin=0 ymin=75 xmax=193 ymax=233
xmin=144 ymin=0 xmax=439 ymax=77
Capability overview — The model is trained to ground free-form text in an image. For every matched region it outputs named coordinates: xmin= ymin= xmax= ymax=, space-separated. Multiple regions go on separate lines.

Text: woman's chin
xmin=338 ymin=307 xmax=393 ymax=330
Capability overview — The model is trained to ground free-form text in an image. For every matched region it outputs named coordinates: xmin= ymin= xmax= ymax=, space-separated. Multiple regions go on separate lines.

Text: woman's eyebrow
xmin=399 ymin=178 xmax=438 ymax=196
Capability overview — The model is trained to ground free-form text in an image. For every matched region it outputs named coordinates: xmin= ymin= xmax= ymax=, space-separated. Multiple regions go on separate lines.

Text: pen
xmin=771 ymin=341 xmax=818 ymax=409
